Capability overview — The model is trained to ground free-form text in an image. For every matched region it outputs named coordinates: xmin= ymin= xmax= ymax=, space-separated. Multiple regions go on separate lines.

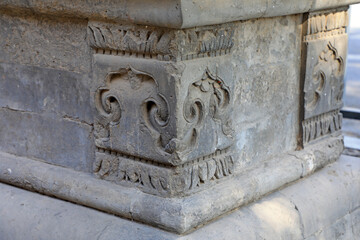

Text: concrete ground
xmin=0 ymin=154 xmax=359 ymax=240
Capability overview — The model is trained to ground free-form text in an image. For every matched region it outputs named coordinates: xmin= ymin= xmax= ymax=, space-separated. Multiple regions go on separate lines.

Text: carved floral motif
xmin=182 ymin=69 xmax=233 ymax=153
xmin=302 ymin=110 xmax=342 ymax=144
xmin=94 ymin=67 xmax=170 ymax=151
xmin=93 ymin=66 xmax=235 ymax=196
xmin=304 ymin=42 xmax=344 ymax=117
xmin=94 ymin=147 xmax=234 ymax=196
xmin=88 ymin=23 xmax=235 ymax=61
xmin=302 ymin=8 xmax=347 ymax=144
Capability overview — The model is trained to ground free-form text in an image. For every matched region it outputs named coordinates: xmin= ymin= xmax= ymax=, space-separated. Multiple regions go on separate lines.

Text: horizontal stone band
xmin=0 ymin=0 xmax=357 ymax=28
xmin=0 ymin=135 xmax=343 ymax=233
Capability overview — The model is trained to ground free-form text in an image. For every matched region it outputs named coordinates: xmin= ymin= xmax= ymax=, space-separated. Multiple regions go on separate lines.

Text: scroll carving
xmin=305 ymin=42 xmax=344 ymax=113
xmin=302 ymin=8 xmax=347 ymax=144
xmin=182 ymin=69 xmax=233 ymax=152
xmin=94 ymin=67 xmax=170 ymax=151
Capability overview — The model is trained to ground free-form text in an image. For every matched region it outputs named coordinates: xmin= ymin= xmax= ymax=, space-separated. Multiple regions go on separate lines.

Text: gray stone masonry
xmin=0 ymin=155 xmax=359 ymax=239
xmin=1 ymin=0 xmax=360 ymax=235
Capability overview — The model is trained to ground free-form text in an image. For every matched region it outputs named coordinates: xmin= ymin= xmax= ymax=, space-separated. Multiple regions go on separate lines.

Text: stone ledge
xmin=1 ymin=0 xmax=359 ymax=28
xmin=0 ymin=135 xmax=343 ymax=234
xmin=0 ymin=154 xmax=359 ymax=239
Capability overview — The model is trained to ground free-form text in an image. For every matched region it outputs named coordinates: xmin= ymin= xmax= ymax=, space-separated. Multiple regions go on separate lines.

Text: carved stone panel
xmin=304 ymin=37 xmax=347 ymax=119
xmin=88 ymin=22 xmax=235 ymax=62
xmin=94 ymin=66 xmax=174 ymax=159
xmin=179 ymin=68 xmax=234 ymax=162
xmin=91 ymin=50 xmax=236 ymax=196
xmin=93 ymin=55 xmax=235 ymax=164
xmin=302 ymin=8 xmax=348 ymax=144
xmin=89 ymin=17 xmax=238 ymax=196
xmin=92 ymin=57 xmax=179 ymax=166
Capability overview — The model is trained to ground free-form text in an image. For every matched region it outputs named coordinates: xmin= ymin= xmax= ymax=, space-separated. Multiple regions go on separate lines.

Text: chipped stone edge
xmin=0 ymin=134 xmax=343 ymax=234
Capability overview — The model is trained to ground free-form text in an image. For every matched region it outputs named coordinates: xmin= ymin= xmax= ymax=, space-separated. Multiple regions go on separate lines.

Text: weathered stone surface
xmin=0 ymin=0 xmax=358 ymax=28
xmin=89 ymin=15 xmax=302 ymax=197
xmin=0 ymin=11 xmax=95 ymax=172
xmin=0 ymin=134 xmax=344 ymax=233
xmin=0 ymin=11 xmax=90 ymax=73
xmin=0 ymin=108 xmax=94 ymax=171
xmin=280 ymin=155 xmax=360 ymax=239
xmin=0 ymin=62 xmax=94 ymax=123
xmin=88 ymin=22 xmax=235 ymax=61
xmin=0 ymin=155 xmax=359 ymax=239
xmin=301 ymin=8 xmax=348 ymax=145
xmin=0 ymin=0 xmax=358 ymax=236
xmin=232 ymin=14 xmax=302 ymax=169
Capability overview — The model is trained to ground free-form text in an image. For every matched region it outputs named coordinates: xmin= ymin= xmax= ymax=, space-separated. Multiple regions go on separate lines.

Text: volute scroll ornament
xmin=94 ymin=67 xmax=171 ymax=153
xmin=181 ymin=68 xmax=234 ymax=158
xmin=305 ymin=42 xmax=344 ymax=114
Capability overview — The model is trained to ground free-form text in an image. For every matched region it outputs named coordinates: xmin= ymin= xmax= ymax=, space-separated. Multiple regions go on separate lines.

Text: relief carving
xmin=177 ymin=28 xmax=235 ymax=60
xmin=305 ymin=9 xmax=348 ymax=41
xmin=94 ymin=67 xmax=171 ymax=152
xmin=94 ymin=147 xmax=234 ymax=197
xmin=92 ymin=63 xmax=235 ymax=196
xmin=88 ymin=24 xmax=173 ymax=57
xmin=88 ymin=23 xmax=235 ymax=61
xmin=94 ymin=66 xmax=234 ymax=166
xmin=302 ymin=8 xmax=347 ymax=144
xmin=305 ymin=42 xmax=344 ymax=113
xmin=307 ymin=10 xmax=348 ymax=35
xmin=304 ymin=41 xmax=345 ymax=119
xmin=182 ymin=68 xmax=233 ymax=156
xmin=302 ymin=110 xmax=342 ymax=144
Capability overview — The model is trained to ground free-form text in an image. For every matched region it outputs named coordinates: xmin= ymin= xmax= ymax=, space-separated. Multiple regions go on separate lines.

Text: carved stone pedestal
xmin=0 ymin=0 xmax=359 ymax=235
xmin=90 ymin=23 xmax=236 ymax=198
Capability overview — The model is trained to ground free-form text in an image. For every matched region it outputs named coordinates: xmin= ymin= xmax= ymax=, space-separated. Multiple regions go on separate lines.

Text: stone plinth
xmin=1 ymin=155 xmax=359 ymax=240
xmin=0 ymin=0 xmax=359 ymax=234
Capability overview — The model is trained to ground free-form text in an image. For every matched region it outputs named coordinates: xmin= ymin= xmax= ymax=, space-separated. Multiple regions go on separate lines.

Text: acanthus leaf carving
xmin=94 ymin=147 xmax=234 ymax=197
xmin=88 ymin=23 xmax=235 ymax=61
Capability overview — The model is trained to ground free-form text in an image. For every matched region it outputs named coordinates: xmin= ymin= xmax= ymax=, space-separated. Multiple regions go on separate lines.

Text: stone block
xmin=280 ymin=155 xmax=360 ymax=238
xmin=0 ymin=135 xmax=344 ymax=234
xmin=0 ymin=62 xmax=94 ymax=123
xmin=0 ymin=108 xmax=94 ymax=171
xmin=0 ymin=155 xmax=359 ymax=239
xmin=0 ymin=11 xmax=90 ymax=73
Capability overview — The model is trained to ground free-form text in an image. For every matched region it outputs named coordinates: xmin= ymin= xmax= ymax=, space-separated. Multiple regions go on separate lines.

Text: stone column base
xmin=0 ymin=154 xmax=359 ymax=239
xmin=0 ymin=134 xmax=343 ymax=233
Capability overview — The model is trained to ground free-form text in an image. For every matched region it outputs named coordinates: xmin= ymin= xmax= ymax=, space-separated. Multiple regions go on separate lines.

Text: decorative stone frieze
xmin=302 ymin=109 xmax=342 ymax=144
xmin=94 ymin=147 xmax=233 ymax=196
xmin=88 ymin=22 xmax=235 ymax=61
xmin=302 ymin=8 xmax=348 ymax=144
